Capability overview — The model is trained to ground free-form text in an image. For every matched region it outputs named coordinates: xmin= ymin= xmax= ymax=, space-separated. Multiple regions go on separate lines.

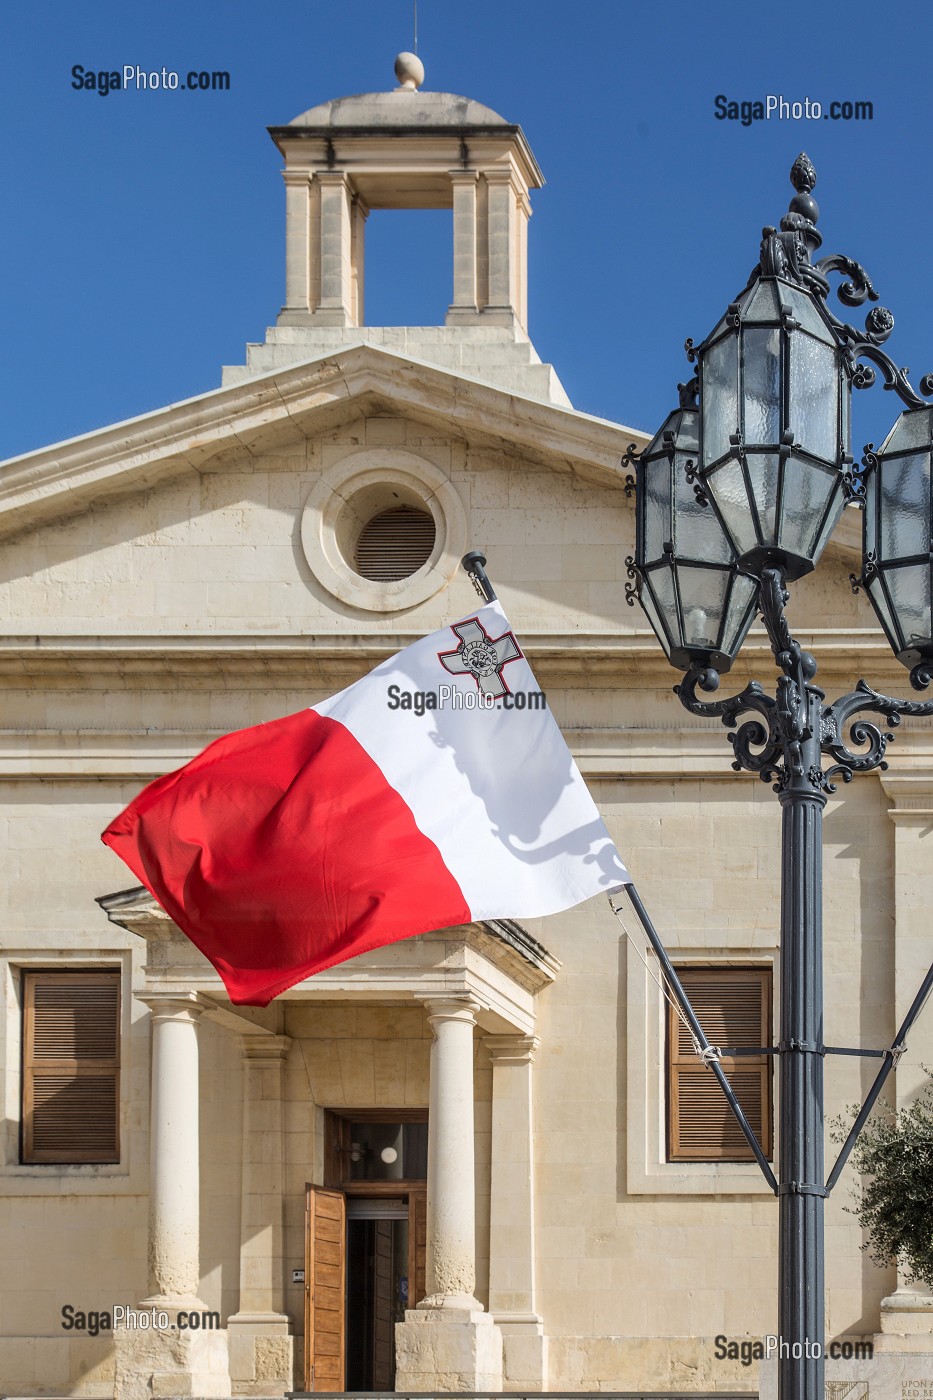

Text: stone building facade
xmin=0 ymin=57 xmax=931 ymax=1398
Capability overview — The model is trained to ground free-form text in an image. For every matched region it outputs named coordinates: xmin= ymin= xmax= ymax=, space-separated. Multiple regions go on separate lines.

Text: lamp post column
xmin=777 ymin=683 xmax=826 ymax=1400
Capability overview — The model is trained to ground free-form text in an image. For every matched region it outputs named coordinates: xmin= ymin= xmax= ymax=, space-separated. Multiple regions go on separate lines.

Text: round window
xmin=355 ymin=504 xmax=437 ymax=581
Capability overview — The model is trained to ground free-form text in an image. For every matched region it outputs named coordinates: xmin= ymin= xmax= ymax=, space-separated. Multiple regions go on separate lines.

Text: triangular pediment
xmin=0 ymin=343 xmax=645 ymax=544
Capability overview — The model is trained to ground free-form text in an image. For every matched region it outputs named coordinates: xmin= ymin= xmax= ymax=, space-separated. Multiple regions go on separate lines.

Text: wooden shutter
xmin=22 ymin=970 xmax=120 ymax=1164
xmin=304 ymin=1186 xmax=345 ymax=1391
xmin=408 ymin=1186 xmax=427 ymax=1307
xmin=668 ymin=967 xmax=772 ymax=1162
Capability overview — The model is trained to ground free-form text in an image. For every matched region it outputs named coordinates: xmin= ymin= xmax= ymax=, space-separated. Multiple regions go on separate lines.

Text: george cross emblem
xmin=437 ymin=616 xmax=523 ymax=700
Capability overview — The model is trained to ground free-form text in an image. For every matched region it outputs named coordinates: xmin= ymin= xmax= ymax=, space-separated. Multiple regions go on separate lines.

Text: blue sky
xmin=2 ymin=0 xmax=932 ymax=461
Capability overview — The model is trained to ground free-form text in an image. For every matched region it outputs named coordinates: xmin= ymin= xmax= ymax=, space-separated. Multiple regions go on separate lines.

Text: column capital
xmin=422 ymin=995 xmax=481 ymax=1030
xmin=315 ymin=168 xmax=351 ymax=187
xmin=241 ymin=1033 xmax=291 ymax=1062
xmin=448 ymin=168 xmax=480 ymax=185
xmin=136 ymin=990 xmax=206 ymax=1023
xmin=483 ymin=1033 xmax=539 ymax=1066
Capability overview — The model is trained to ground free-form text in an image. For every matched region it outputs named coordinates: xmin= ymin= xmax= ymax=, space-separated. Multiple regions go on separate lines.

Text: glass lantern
xmin=697 ymin=273 xmax=851 ymax=581
xmin=860 ymin=406 xmax=933 ymax=673
xmin=634 ymin=403 xmax=759 ymax=674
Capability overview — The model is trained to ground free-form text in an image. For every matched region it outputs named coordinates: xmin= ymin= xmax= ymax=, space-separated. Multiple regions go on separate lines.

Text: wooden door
xmin=304 ymin=1186 xmax=345 ymax=1391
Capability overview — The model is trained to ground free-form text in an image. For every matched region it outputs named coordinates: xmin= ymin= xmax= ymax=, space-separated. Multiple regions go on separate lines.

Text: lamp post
xmin=628 ymin=154 xmax=933 ymax=1400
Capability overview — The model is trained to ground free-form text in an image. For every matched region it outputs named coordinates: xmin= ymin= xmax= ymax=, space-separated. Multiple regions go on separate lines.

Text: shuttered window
xmin=22 ymin=971 xmax=121 ymax=1164
xmin=355 ymin=506 xmax=436 ymax=581
xmin=667 ymin=966 xmax=772 ymax=1162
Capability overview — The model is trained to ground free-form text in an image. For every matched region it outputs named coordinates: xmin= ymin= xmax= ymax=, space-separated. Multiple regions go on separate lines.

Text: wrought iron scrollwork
xmin=674 ymin=567 xmax=933 ymax=794
xmin=624 ymin=555 xmax=638 ymax=607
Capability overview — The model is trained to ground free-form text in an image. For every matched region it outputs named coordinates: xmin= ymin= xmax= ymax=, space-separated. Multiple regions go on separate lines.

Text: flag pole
xmin=461 ymin=550 xmax=497 ymax=603
xmin=458 ymin=551 xmax=775 ymax=1187
xmin=617 ymin=884 xmax=778 ymax=1192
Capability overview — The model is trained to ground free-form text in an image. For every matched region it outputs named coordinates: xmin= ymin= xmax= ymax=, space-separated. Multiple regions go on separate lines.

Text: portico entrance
xmin=304 ymin=1112 xmax=427 ymax=1390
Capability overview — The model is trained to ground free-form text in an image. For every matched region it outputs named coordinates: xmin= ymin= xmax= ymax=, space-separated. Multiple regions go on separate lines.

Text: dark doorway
xmin=345 ymin=1203 xmax=409 ymax=1390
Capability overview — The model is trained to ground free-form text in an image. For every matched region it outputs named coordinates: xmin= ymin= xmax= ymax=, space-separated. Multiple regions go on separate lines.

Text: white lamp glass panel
xmin=639 ymin=581 xmax=673 ymax=659
xmin=883 ymin=407 xmax=933 ymax=455
xmin=880 ymin=454 xmax=931 ymax=560
xmin=708 ymin=458 xmax=759 ymax=555
xmin=676 ymin=566 xmax=729 ymax=649
xmin=809 ymin=481 xmax=846 ymax=563
xmin=777 ymin=458 xmax=837 ymax=559
xmin=643 ymin=457 xmax=672 ymax=563
xmin=866 ymin=574 xmax=898 ymax=647
xmin=746 ymin=453 xmax=780 ymax=543
xmin=649 ymin=567 xmax=681 ymax=647
xmin=744 ymin=280 xmax=782 ymax=323
xmin=742 ymin=327 xmax=782 ymax=446
xmin=782 ymin=285 xmax=835 ymax=344
xmin=885 ymin=563 xmax=932 ymax=648
xmin=674 ymin=469 xmax=733 ymax=566
xmin=722 ymin=574 xmax=759 ymax=656
xmin=702 ymin=335 xmax=739 ymax=465
xmin=789 ymin=336 xmax=838 ymax=463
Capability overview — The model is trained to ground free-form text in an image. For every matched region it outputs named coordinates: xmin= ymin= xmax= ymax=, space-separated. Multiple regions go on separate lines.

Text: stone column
xmin=350 ymin=193 xmax=369 ymax=326
xmin=279 ymin=170 xmax=312 ymax=322
xmin=395 ymin=997 xmax=503 ymax=1389
xmin=115 ymin=992 xmax=230 ymax=1400
xmin=447 ymin=171 xmax=479 ymax=322
xmin=875 ymin=772 xmax=933 ymax=1351
xmin=316 ymin=171 xmax=355 ymax=327
xmin=227 ymin=1035 xmax=293 ymax=1396
xmin=484 ymin=169 xmax=520 ymax=330
xmin=485 ymin=1034 xmax=546 ymax=1388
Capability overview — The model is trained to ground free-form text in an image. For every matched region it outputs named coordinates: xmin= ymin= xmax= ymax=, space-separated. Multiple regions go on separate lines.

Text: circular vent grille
xmin=355 ymin=505 xmax=436 ymax=581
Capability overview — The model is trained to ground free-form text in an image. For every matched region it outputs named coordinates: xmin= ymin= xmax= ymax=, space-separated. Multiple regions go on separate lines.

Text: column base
xmin=113 ymin=1300 xmax=230 ymax=1400
xmin=227 ymin=1312 xmax=293 ymax=1396
xmin=494 ymin=1313 xmax=547 ymax=1389
xmin=395 ymin=1304 xmax=503 ymax=1389
xmin=875 ymin=1288 xmax=933 ymax=1351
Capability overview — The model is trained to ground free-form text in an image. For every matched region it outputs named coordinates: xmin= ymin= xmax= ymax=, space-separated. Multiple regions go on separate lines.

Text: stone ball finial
xmin=394 ymin=51 xmax=424 ymax=90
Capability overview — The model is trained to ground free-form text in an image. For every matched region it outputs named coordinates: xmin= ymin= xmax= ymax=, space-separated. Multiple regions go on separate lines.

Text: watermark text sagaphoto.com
xmin=61 ymin=1304 xmax=221 ymax=1336
xmin=71 ymin=65 xmax=230 ymax=95
xmin=714 ymin=1335 xmax=875 ymax=1366
xmin=714 ymin=94 xmax=873 ymax=126
xmin=386 ymin=684 xmax=547 ymax=715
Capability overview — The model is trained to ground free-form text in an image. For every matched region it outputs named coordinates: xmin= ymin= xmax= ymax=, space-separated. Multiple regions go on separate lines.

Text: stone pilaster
xmin=280 ymin=170 xmax=313 ymax=322
xmin=485 ymin=1033 xmax=546 ymax=1389
xmin=227 ymin=1035 xmax=293 ymax=1396
xmin=447 ymin=170 xmax=480 ymax=321
xmin=316 ymin=171 xmax=356 ymax=326
xmin=395 ymin=996 xmax=503 ymax=1389
xmin=874 ymin=772 xmax=933 ymax=1350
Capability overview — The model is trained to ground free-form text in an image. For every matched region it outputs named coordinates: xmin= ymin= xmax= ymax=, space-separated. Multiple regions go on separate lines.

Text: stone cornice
xmin=0 ymin=343 xmax=647 ymax=541
xmin=0 ymin=626 xmax=905 ymax=684
xmin=12 ymin=721 xmax=933 ymax=783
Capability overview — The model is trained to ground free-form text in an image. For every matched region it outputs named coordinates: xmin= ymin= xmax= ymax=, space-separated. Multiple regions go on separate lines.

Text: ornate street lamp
xmin=692 ymin=156 xmax=852 ymax=582
xmin=629 ymin=155 xmax=933 ymax=1400
xmin=628 ymin=387 xmax=758 ymax=674
xmin=858 ymin=405 xmax=933 ymax=686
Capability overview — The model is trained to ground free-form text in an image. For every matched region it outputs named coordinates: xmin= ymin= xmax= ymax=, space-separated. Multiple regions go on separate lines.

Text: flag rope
xmin=606 ymin=893 xmax=705 ymax=1056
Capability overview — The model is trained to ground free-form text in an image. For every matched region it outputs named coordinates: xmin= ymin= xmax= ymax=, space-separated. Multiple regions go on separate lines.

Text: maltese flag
xmin=102 ymin=601 xmax=630 ymax=1005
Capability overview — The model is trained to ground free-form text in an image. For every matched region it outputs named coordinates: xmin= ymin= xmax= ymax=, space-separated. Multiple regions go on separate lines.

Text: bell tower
xmin=268 ymin=53 xmax=543 ymax=336
xmin=224 ymin=56 xmax=568 ymax=406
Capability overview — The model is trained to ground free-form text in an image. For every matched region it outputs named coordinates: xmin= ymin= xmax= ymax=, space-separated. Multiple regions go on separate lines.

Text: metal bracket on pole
xmin=778 ymin=1182 xmax=829 ymax=1198
xmin=460 ymin=550 xmax=497 ymax=603
xmin=825 ymin=960 xmax=933 ymax=1194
